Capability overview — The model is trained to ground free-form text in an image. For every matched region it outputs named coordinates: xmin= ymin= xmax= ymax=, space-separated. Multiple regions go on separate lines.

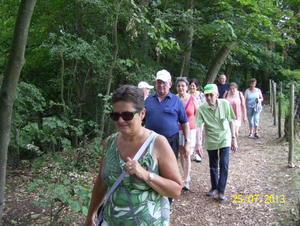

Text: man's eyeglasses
xmin=205 ymin=93 xmax=216 ymax=98
xmin=110 ymin=109 xmax=141 ymax=121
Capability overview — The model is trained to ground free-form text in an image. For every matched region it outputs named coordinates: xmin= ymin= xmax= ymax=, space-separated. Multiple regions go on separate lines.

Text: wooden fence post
xmin=278 ymin=81 xmax=282 ymax=137
xmin=270 ymin=79 xmax=273 ymax=113
xmin=288 ymin=83 xmax=294 ymax=168
xmin=273 ymin=81 xmax=277 ymax=126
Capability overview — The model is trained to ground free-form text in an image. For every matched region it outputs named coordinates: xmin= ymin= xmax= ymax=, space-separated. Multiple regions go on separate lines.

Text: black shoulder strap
xmin=225 ymin=92 xmax=228 ymax=98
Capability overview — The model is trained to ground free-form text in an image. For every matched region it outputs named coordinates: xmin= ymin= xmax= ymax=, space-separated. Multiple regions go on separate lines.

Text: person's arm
xmin=258 ymin=89 xmax=264 ymax=102
xmin=240 ymin=92 xmax=247 ymax=123
xmin=125 ymin=135 xmax=183 ymax=198
xmin=230 ymin=121 xmax=238 ymax=153
xmin=181 ymin=122 xmax=191 ymax=157
xmin=85 ymin=137 xmax=110 ymax=226
xmin=195 ymin=126 xmax=203 ymax=157
xmin=222 ymin=92 xmax=227 ymax=99
xmin=244 ymin=89 xmax=248 ymax=101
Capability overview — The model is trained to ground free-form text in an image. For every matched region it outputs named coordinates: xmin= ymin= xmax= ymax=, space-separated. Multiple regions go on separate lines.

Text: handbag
xmin=96 ymin=132 xmax=158 ymax=226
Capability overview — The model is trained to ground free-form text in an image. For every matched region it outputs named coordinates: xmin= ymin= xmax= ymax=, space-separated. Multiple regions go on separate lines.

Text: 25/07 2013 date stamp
xmin=232 ymin=194 xmax=285 ymax=204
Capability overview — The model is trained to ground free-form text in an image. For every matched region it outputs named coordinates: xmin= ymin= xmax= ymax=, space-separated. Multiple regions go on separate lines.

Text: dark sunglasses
xmin=110 ymin=109 xmax=141 ymax=121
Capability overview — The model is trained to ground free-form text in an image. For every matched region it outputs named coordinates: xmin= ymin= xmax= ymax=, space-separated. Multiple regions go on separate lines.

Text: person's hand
xmin=243 ymin=117 xmax=248 ymax=123
xmin=195 ymin=142 xmax=203 ymax=157
xmin=84 ymin=216 xmax=95 ymax=226
xmin=231 ymin=138 xmax=238 ymax=153
xmin=126 ymin=157 xmax=148 ymax=180
xmin=183 ymin=143 xmax=191 ymax=157
xmin=195 ymin=145 xmax=203 ymax=157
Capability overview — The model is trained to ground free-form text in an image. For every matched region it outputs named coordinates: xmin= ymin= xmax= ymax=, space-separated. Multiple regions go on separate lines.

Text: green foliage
xmin=28 ymin=145 xmax=102 ymax=224
xmin=98 ymin=93 xmax=113 ymax=115
xmin=29 ymin=178 xmax=92 ymax=223
xmin=279 ymin=69 xmax=300 ymax=81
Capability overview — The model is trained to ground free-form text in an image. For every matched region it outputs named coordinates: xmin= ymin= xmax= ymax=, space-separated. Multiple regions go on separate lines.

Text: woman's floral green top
xmin=101 ymin=132 xmax=170 ymax=226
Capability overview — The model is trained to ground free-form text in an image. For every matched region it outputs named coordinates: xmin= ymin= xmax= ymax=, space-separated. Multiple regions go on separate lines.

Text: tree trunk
xmin=0 ymin=0 xmax=37 ymax=221
xmin=7 ymin=124 xmax=19 ymax=169
xmin=204 ymin=41 xmax=238 ymax=86
xmin=179 ymin=0 xmax=194 ymax=79
xmin=225 ymin=64 xmax=232 ymax=81
xmin=99 ymin=0 xmax=124 ymax=141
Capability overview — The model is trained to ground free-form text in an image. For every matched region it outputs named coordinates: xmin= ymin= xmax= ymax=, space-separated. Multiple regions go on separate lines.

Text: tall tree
xmin=180 ymin=0 xmax=194 ymax=78
xmin=0 ymin=0 xmax=37 ymax=221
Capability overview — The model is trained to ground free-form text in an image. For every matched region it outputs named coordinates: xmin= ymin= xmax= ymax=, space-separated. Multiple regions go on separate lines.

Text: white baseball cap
xmin=155 ymin=69 xmax=172 ymax=82
xmin=138 ymin=81 xmax=154 ymax=89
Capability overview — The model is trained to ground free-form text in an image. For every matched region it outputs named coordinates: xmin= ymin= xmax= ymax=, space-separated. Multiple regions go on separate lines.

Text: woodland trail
xmin=1 ymin=104 xmax=300 ymax=226
xmin=171 ymin=104 xmax=300 ymax=226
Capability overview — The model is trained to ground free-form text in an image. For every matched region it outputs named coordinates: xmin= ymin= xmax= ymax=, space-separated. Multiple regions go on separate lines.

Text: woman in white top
xmin=189 ymin=79 xmax=205 ymax=162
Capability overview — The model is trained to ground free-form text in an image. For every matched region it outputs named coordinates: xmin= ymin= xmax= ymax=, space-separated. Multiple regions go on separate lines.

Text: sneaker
xmin=194 ymin=154 xmax=202 ymax=162
xmin=218 ymin=192 xmax=226 ymax=201
xmin=206 ymin=189 xmax=218 ymax=196
xmin=254 ymin=133 xmax=260 ymax=138
xmin=182 ymin=181 xmax=190 ymax=191
xmin=248 ymin=133 xmax=253 ymax=138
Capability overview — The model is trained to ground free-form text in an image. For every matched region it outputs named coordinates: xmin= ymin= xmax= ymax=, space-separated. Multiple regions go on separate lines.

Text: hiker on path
xmin=85 ymin=85 xmax=182 ymax=226
xmin=244 ymin=78 xmax=264 ymax=138
xmin=176 ymin=77 xmax=199 ymax=191
xmin=195 ymin=84 xmax=237 ymax=201
xmin=189 ymin=78 xmax=205 ymax=163
xmin=222 ymin=82 xmax=247 ymax=138
xmin=138 ymin=81 xmax=154 ymax=100
xmin=217 ymin=74 xmax=230 ymax=99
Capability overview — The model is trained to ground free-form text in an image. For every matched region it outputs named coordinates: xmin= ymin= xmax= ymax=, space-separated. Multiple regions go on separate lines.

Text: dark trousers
xmin=207 ymin=147 xmax=230 ymax=192
xmin=166 ymin=133 xmax=179 ymax=159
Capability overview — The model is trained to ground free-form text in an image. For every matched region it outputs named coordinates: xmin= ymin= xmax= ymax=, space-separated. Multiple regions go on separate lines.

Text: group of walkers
xmin=85 ymin=70 xmax=264 ymax=226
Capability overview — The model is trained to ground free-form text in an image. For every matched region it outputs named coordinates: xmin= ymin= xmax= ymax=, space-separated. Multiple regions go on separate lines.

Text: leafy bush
xmin=28 ymin=148 xmax=102 ymax=224
xmin=29 ymin=179 xmax=92 ymax=224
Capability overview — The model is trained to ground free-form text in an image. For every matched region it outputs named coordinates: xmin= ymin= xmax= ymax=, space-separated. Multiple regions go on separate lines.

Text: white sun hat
xmin=138 ymin=81 xmax=154 ymax=89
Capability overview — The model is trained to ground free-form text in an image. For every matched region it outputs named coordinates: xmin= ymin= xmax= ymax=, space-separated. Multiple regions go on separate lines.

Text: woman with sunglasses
xmin=85 ymin=85 xmax=182 ymax=226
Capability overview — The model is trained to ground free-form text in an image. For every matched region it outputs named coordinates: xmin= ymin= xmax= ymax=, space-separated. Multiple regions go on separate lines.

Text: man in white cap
xmin=145 ymin=69 xmax=191 ymax=202
xmin=145 ymin=69 xmax=190 ymax=160
xmin=138 ymin=81 xmax=154 ymax=99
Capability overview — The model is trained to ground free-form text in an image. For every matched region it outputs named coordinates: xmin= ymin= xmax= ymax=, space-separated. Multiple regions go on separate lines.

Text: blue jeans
xmin=246 ymin=107 xmax=260 ymax=128
xmin=207 ymin=147 xmax=230 ymax=192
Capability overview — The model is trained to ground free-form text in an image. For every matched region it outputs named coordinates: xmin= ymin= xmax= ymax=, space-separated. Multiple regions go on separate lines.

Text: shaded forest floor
xmin=1 ymin=104 xmax=300 ymax=225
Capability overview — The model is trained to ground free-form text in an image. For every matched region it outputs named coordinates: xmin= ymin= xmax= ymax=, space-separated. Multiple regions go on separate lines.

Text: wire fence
xmin=269 ymin=79 xmax=298 ymax=168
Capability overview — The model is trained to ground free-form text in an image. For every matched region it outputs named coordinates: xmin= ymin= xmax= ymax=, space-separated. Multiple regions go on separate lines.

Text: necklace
xmin=179 ymin=94 xmax=187 ymax=101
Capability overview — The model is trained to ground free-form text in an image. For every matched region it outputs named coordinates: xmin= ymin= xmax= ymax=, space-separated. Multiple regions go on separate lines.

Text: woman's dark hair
xmin=189 ymin=78 xmax=199 ymax=87
xmin=112 ymin=85 xmax=144 ymax=110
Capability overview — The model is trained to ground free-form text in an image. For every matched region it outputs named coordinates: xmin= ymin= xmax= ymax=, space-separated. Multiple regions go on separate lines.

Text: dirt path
xmin=1 ymin=105 xmax=300 ymax=225
xmin=171 ymin=105 xmax=300 ymax=225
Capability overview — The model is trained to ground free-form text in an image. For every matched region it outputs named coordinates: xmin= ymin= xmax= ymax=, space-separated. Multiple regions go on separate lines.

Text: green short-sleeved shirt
xmin=195 ymin=99 xmax=236 ymax=150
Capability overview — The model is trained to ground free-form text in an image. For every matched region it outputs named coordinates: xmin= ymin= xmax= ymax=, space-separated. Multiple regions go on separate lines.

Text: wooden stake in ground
xmin=288 ymin=83 xmax=294 ymax=168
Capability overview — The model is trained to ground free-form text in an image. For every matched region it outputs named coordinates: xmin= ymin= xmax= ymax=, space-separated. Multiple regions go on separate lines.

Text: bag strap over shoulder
xmin=185 ymin=95 xmax=192 ymax=110
xmin=103 ymin=132 xmax=157 ymax=206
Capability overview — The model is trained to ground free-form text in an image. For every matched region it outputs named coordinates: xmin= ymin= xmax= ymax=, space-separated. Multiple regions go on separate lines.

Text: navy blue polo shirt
xmin=145 ymin=92 xmax=188 ymax=138
xmin=217 ymin=83 xmax=230 ymax=98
